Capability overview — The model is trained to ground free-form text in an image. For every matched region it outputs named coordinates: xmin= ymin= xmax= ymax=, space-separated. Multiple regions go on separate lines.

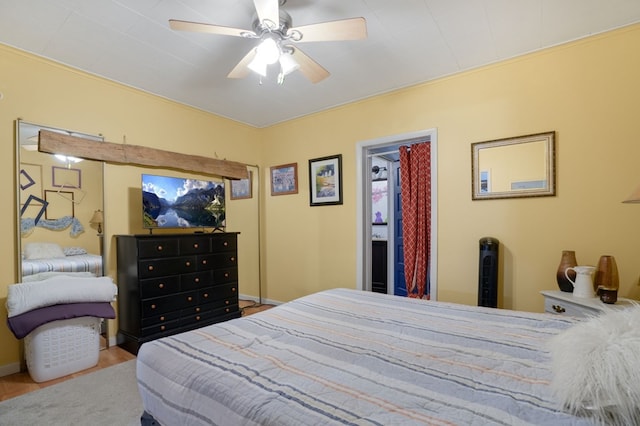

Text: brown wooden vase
xmin=595 ymin=255 xmax=619 ymax=303
xmin=556 ymin=250 xmax=577 ymax=292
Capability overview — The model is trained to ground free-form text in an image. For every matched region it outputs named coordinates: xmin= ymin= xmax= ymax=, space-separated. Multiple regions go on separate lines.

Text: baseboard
xmin=239 ymin=293 xmax=282 ymax=306
xmin=0 ymin=361 xmax=21 ymax=378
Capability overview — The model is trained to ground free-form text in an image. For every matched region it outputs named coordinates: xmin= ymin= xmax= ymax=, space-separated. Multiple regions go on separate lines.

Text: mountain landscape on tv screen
xmin=143 ymin=184 xmax=225 ymax=228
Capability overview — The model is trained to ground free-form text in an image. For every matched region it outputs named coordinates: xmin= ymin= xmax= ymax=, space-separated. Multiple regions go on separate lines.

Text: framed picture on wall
xmin=270 ymin=163 xmax=298 ymax=196
xmin=308 ymin=154 xmax=342 ymax=206
xmin=20 ymin=194 xmax=48 ymax=225
xmin=52 ymin=166 xmax=82 ymax=188
xmin=230 ymin=171 xmax=253 ymax=200
xmin=20 ymin=163 xmax=42 ymax=200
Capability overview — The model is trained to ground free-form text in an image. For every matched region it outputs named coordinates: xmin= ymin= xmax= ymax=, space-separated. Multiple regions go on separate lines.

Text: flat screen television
xmin=142 ymin=174 xmax=225 ymax=230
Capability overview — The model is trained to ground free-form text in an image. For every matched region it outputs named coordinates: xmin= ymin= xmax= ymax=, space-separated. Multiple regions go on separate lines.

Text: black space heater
xmin=478 ymin=237 xmax=499 ymax=308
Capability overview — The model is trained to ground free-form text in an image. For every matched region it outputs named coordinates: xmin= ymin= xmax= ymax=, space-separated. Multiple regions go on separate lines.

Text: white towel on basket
xmin=6 ymin=276 xmax=117 ymax=317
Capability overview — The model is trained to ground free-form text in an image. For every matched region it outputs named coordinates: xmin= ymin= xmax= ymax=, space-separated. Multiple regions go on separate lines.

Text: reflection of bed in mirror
xmin=21 ymin=242 xmax=102 ymax=281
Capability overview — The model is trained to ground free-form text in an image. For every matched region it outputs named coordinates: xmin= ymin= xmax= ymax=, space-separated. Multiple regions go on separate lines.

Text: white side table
xmin=541 ymin=290 xmax=635 ymax=318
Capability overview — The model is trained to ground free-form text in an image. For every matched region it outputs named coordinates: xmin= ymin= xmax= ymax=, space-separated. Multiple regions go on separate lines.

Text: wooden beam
xmin=38 ymin=130 xmax=248 ymax=179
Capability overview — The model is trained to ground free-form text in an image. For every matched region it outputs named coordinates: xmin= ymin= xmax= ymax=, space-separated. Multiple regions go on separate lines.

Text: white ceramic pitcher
xmin=564 ymin=266 xmax=596 ymax=298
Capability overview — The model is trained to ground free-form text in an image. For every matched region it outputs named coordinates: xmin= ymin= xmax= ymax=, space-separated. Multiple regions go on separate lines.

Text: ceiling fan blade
xmin=169 ymin=19 xmax=253 ymax=37
xmin=253 ymin=0 xmax=280 ymax=28
xmin=227 ymin=49 xmax=258 ymax=79
xmin=291 ymin=47 xmax=329 ymax=84
xmin=289 ymin=17 xmax=367 ymax=42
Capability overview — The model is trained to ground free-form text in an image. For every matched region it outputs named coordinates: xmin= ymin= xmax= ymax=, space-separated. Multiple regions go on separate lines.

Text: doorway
xmin=355 ymin=129 xmax=438 ymax=299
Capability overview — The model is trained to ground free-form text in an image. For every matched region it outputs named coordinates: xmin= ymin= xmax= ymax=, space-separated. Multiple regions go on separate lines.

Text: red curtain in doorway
xmin=399 ymin=142 xmax=431 ymax=299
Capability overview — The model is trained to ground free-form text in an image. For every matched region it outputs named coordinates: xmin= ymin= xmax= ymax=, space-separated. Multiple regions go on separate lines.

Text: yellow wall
xmin=260 ymin=23 xmax=640 ymax=307
xmin=0 ymin=45 xmax=262 ymax=369
xmin=2 ymin=23 xmax=640 ymax=371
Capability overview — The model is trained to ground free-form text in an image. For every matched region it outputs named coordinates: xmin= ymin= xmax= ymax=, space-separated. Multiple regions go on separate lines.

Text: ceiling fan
xmin=169 ymin=0 xmax=367 ymax=84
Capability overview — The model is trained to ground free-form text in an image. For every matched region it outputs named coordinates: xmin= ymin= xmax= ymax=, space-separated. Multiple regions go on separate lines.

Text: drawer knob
xmin=157 ymin=245 xmax=163 ymax=251
xmin=230 ymin=257 xmax=236 ymax=262
xmin=148 ymin=265 xmax=154 ymax=271
xmin=160 ymin=325 xmax=166 ymax=331
xmin=196 ymin=315 xmax=201 ymax=321
xmin=158 ymin=283 xmax=164 ymax=289
xmin=232 ymin=287 xmax=236 ymax=292
xmin=194 ymin=278 xmax=200 ymax=283
xmin=552 ymin=304 xmax=566 ymax=313
xmin=225 ymin=300 xmax=229 ymax=305
xmin=196 ymin=307 xmax=201 ymax=312
xmin=185 ymin=261 xmax=191 ymax=267
xmin=202 ymin=260 xmax=207 ymax=265
xmin=203 ymin=293 xmax=209 ymax=298
xmin=224 ymin=272 xmax=229 ymax=278
xmin=225 ymin=308 xmax=230 ymax=313
xmin=187 ymin=296 xmax=193 ymax=302
xmin=223 ymin=241 xmax=228 ymax=247
xmin=151 ymin=304 xmax=156 ymax=310
xmin=160 ymin=316 xmax=165 ymax=321
xmin=194 ymin=243 xmax=199 ymax=249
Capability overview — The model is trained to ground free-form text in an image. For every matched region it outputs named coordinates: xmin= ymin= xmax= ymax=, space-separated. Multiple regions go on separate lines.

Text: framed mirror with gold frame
xmin=471 ymin=131 xmax=556 ymax=200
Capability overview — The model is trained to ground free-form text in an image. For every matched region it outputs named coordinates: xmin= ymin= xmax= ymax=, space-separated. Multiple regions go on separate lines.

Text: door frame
xmin=355 ymin=128 xmax=439 ymax=299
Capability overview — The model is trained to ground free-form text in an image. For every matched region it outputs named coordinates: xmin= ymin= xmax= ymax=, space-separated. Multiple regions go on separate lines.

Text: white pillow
xmin=547 ymin=305 xmax=640 ymax=425
xmin=23 ymin=242 xmax=66 ymax=260
xmin=63 ymin=246 xmax=88 ymax=256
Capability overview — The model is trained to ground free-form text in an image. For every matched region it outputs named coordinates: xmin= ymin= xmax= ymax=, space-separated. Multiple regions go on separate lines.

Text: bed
xmin=136 ymin=288 xmax=634 ymax=425
xmin=22 ymin=253 xmax=103 ymax=278
xmin=21 ymin=242 xmax=102 ymax=279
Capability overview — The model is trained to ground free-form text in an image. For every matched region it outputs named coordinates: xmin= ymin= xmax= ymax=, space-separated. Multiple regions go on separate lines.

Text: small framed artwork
xmin=20 ymin=194 xmax=48 ymax=224
xmin=230 ymin=171 xmax=253 ymax=200
xmin=20 ymin=163 xmax=42 ymax=201
xmin=309 ymin=154 xmax=343 ymax=206
xmin=52 ymin=166 xmax=82 ymax=188
xmin=270 ymin=163 xmax=298 ymax=196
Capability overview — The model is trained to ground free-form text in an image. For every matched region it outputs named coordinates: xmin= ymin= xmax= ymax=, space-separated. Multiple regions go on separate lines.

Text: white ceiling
xmin=2 ymin=0 xmax=640 ymax=128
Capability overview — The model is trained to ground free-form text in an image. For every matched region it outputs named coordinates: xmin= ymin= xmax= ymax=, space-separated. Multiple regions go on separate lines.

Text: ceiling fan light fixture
xmin=279 ymin=52 xmax=299 ymax=76
xmin=256 ymin=37 xmax=280 ymax=65
xmin=248 ymin=53 xmax=268 ymax=77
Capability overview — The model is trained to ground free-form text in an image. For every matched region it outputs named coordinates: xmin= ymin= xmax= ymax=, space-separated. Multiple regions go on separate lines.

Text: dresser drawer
xmin=211 ymin=235 xmax=237 ymax=252
xmin=179 ymin=305 xmax=239 ymax=328
xmin=141 ymin=311 xmax=180 ymax=328
xmin=141 ymin=319 xmax=180 ymax=337
xmin=139 ymin=256 xmax=197 ymax=278
xmin=180 ymin=271 xmax=214 ymax=291
xmin=142 ymin=290 xmax=199 ymax=316
xmin=213 ymin=282 xmax=238 ymax=300
xmin=138 ymin=239 xmax=180 ymax=258
xmin=544 ymin=297 xmax=598 ymax=318
xmin=198 ymin=286 xmax=237 ymax=305
xmin=140 ymin=276 xmax=180 ymax=298
xmin=214 ymin=267 xmax=238 ymax=284
xmin=197 ymin=254 xmax=218 ymax=271
xmin=210 ymin=253 xmax=237 ymax=268
xmin=180 ymin=237 xmax=211 ymax=254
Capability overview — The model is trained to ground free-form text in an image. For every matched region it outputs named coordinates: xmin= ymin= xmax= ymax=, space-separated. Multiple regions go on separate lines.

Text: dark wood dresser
xmin=115 ymin=233 xmax=240 ymax=354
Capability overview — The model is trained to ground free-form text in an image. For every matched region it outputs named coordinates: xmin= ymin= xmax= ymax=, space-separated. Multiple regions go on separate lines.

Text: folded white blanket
xmin=6 ymin=276 xmax=118 ymax=317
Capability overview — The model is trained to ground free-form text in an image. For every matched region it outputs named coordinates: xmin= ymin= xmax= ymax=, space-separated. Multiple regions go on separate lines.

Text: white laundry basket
xmin=24 ymin=316 xmax=101 ymax=382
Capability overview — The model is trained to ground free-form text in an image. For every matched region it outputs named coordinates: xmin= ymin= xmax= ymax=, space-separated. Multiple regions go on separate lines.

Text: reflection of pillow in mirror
xmin=24 ymin=243 xmax=65 ymax=260
xmin=63 ymin=246 xmax=88 ymax=256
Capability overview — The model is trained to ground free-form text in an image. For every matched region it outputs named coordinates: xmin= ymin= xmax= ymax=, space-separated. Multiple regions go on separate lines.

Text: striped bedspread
xmin=22 ymin=254 xmax=103 ymax=277
xmin=137 ymin=288 xmax=594 ymax=425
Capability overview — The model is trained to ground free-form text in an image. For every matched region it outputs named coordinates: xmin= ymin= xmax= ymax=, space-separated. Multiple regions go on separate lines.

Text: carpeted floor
xmin=0 ymin=359 xmax=141 ymax=426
